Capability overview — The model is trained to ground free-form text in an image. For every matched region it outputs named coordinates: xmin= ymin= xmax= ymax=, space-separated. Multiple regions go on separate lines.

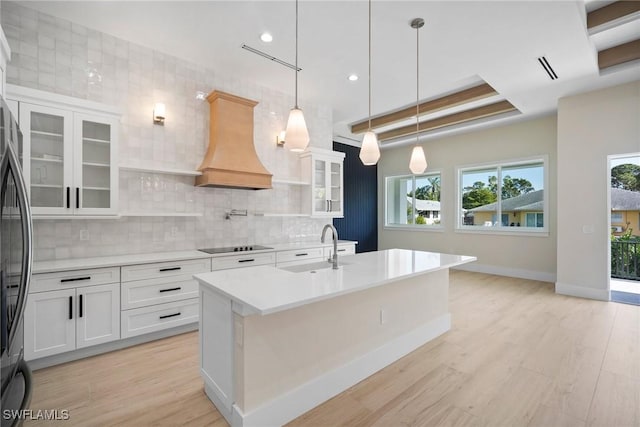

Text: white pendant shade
xmin=359 ymin=131 xmax=380 ymax=165
xmin=409 ymin=145 xmax=427 ymax=174
xmin=285 ymin=107 xmax=309 ymax=152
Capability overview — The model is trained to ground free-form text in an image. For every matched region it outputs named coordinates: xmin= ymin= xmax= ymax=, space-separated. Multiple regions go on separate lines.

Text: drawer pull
xmin=7 ymin=284 xmax=18 ymax=289
xmin=159 ymin=267 xmax=181 ymax=272
xmin=68 ymin=296 xmax=73 ymax=320
xmin=238 ymin=259 xmax=255 ymax=263
xmin=60 ymin=276 xmax=91 ymax=283
xmin=159 ymin=312 xmax=181 ymax=320
xmin=338 ymin=249 xmax=346 ymax=252
xmin=295 ymin=253 xmax=308 ymax=257
xmin=79 ymin=294 xmax=83 ymax=318
xmin=159 ymin=287 xmax=182 ymax=293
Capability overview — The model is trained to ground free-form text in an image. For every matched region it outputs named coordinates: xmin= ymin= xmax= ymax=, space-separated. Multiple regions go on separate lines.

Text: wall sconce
xmin=276 ymin=130 xmax=286 ymax=147
xmin=153 ymin=102 xmax=166 ymax=125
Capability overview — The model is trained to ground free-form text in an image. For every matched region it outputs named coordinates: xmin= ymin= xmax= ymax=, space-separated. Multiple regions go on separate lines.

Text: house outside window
xmin=526 ymin=212 xmax=544 ymax=228
xmin=457 ymin=157 xmax=548 ymax=234
xmin=386 ymin=172 xmax=442 ymax=229
xmin=611 ymin=212 xmax=623 ymax=223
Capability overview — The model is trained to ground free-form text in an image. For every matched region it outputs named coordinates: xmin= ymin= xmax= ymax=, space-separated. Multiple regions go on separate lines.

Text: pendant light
xmin=409 ymin=18 xmax=427 ymax=175
xmin=285 ymin=0 xmax=310 ymax=152
xmin=359 ymin=0 xmax=380 ymax=166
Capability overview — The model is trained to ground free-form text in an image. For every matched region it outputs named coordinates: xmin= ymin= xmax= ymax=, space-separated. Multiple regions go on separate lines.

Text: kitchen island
xmin=194 ymin=249 xmax=476 ymax=427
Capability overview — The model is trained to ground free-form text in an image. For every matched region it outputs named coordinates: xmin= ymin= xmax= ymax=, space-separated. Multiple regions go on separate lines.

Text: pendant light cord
xmin=368 ymin=0 xmax=372 ymax=131
xmin=415 ymin=20 xmax=419 ymax=144
xmin=294 ymin=0 xmax=299 ymax=109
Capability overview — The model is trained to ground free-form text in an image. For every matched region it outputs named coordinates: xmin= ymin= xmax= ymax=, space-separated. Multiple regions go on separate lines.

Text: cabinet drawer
xmin=276 ymin=247 xmax=324 ymax=264
xmin=211 ymin=252 xmax=275 ymax=271
xmin=121 ymin=275 xmax=199 ymax=310
xmin=121 ymin=299 xmax=199 ymax=339
xmin=324 ymin=244 xmax=356 ymax=258
xmin=121 ymin=258 xmax=211 ymax=282
xmin=31 ymin=267 xmax=120 ymax=293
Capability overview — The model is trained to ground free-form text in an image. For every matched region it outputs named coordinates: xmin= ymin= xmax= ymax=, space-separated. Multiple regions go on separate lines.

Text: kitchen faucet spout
xmin=321 ymin=224 xmax=339 ymax=269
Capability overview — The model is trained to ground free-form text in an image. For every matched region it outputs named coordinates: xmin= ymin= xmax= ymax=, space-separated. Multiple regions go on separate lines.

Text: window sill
xmin=455 ymin=227 xmax=549 ymax=237
xmin=384 ymin=225 xmax=445 ymax=233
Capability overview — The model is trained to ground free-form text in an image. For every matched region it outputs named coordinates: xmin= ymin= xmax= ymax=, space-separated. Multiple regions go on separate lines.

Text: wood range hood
xmin=196 ymin=90 xmax=272 ymax=190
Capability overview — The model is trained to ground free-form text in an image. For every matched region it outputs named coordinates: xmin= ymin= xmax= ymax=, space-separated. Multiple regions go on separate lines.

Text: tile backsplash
xmin=2 ymin=1 xmax=334 ymax=261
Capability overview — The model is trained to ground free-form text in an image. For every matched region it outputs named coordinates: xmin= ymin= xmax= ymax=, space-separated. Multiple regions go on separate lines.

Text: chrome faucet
xmin=321 ymin=224 xmax=339 ymax=269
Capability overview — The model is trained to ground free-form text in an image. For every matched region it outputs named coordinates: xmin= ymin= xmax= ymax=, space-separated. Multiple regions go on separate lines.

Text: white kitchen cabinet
xmin=76 ymin=283 xmax=120 ymax=349
xmin=120 ymin=258 xmax=210 ymax=337
xmin=121 ymin=298 xmax=199 ymax=339
xmin=300 ymin=147 xmax=345 ymax=218
xmin=211 ymin=252 xmax=275 ymax=271
xmin=24 ymin=288 xmax=76 ymax=360
xmin=275 ymin=247 xmax=324 ymax=266
xmin=323 ymin=243 xmax=356 ymax=259
xmin=7 ymin=85 xmax=119 ymax=216
xmin=24 ymin=282 xmax=120 ymax=360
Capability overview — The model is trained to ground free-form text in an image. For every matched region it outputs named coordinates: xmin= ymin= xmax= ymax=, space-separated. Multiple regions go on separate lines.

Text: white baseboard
xmin=229 ymin=313 xmax=451 ymax=427
xmin=555 ymin=282 xmax=609 ymax=301
xmin=28 ymin=323 xmax=198 ymax=370
xmin=453 ymin=262 xmax=556 ymax=283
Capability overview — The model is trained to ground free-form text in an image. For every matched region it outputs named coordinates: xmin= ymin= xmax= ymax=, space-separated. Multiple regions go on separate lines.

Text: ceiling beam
xmin=350 ymin=83 xmax=497 ymax=134
xmin=378 ymin=100 xmax=517 ymax=142
xmin=587 ymin=1 xmax=640 ymax=29
xmin=598 ymin=39 xmax=640 ymax=69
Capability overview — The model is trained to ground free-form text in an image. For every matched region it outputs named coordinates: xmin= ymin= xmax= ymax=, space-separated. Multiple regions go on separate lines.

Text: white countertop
xmin=32 ymin=250 xmax=212 ymax=273
xmin=194 ymin=249 xmax=476 ymax=316
xmin=32 ymin=240 xmax=358 ymax=273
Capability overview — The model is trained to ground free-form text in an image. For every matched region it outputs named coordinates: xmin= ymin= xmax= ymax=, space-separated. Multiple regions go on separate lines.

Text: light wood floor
xmin=25 ymin=271 xmax=640 ymax=427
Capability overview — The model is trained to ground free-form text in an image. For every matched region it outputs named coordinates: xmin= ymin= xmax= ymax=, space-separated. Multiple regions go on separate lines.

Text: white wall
xmin=556 ymin=80 xmax=640 ymax=300
xmin=2 ymin=1 xmax=334 ymax=260
xmin=378 ymin=115 xmax=558 ymax=282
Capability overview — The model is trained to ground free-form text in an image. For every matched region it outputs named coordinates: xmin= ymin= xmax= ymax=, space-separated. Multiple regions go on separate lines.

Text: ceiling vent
xmin=537 ymin=56 xmax=558 ymax=80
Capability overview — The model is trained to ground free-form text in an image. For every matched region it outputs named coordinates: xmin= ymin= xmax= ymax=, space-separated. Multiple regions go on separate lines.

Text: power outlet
xmin=379 ymin=308 xmax=386 ymax=325
xmin=79 ymin=229 xmax=89 ymax=241
xmin=171 ymin=226 xmax=178 ymax=237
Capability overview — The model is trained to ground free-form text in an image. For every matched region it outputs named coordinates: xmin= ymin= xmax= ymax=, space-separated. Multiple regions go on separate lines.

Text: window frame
xmin=455 ymin=156 xmax=549 ymax=236
xmin=384 ymin=170 xmax=444 ymax=232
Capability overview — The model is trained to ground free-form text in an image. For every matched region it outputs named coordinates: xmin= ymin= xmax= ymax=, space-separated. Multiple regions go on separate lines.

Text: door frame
xmin=607 ymin=151 xmax=640 ymax=299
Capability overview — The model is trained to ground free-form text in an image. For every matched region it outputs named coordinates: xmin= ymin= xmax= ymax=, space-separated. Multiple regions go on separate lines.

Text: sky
xmin=461 ymin=163 xmax=544 ymax=192
xmin=611 ymin=155 xmax=640 ymax=169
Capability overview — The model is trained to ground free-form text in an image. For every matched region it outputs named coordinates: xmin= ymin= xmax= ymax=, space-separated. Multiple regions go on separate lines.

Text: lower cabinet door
xmin=76 ymin=283 xmax=120 ymax=349
xmin=24 ymin=288 xmax=76 ymax=360
xmin=121 ymin=298 xmax=199 ymax=339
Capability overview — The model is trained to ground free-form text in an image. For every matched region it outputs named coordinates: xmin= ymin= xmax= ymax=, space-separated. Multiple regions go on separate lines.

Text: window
xmin=386 ymin=173 xmax=442 ymax=228
xmin=611 ymin=212 xmax=623 ymax=223
xmin=526 ymin=213 xmax=544 ymax=228
xmin=458 ymin=158 xmax=547 ymax=233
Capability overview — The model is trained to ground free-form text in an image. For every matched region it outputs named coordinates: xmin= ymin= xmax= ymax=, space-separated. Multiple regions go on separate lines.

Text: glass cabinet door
xmin=328 ymin=161 xmax=342 ymax=214
xmin=313 ymin=158 xmax=327 ymax=214
xmin=74 ymin=113 xmax=118 ymax=215
xmin=20 ymin=103 xmax=73 ymax=214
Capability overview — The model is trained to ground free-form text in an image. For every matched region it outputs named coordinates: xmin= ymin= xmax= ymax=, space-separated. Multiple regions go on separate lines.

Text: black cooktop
xmin=198 ymin=245 xmax=273 ymax=254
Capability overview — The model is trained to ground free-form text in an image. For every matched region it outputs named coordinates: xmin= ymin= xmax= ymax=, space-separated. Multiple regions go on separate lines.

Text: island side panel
xmin=234 ymin=268 xmax=450 ymax=419
xmin=199 ymin=285 xmax=234 ymax=418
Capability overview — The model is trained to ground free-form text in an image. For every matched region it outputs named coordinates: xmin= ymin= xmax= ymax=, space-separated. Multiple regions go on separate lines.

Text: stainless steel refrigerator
xmin=0 ymin=96 xmax=33 ymax=427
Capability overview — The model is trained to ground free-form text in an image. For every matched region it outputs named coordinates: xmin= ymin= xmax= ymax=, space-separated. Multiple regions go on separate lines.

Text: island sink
xmin=278 ymin=260 xmax=351 ymax=273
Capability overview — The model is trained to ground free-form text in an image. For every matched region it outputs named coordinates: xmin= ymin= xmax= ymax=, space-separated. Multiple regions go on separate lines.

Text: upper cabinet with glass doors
xmin=300 ymin=147 xmax=345 ymax=218
xmin=7 ymin=85 xmax=119 ymax=216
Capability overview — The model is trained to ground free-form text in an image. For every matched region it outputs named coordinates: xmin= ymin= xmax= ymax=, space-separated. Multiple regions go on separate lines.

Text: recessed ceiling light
xmin=260 ymin=32 xmax=273 ymax=43
xmin=348 ymin=74 xmax=359 ymax=82
xmin=195 ymin=91 xmax=207 ymax=101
